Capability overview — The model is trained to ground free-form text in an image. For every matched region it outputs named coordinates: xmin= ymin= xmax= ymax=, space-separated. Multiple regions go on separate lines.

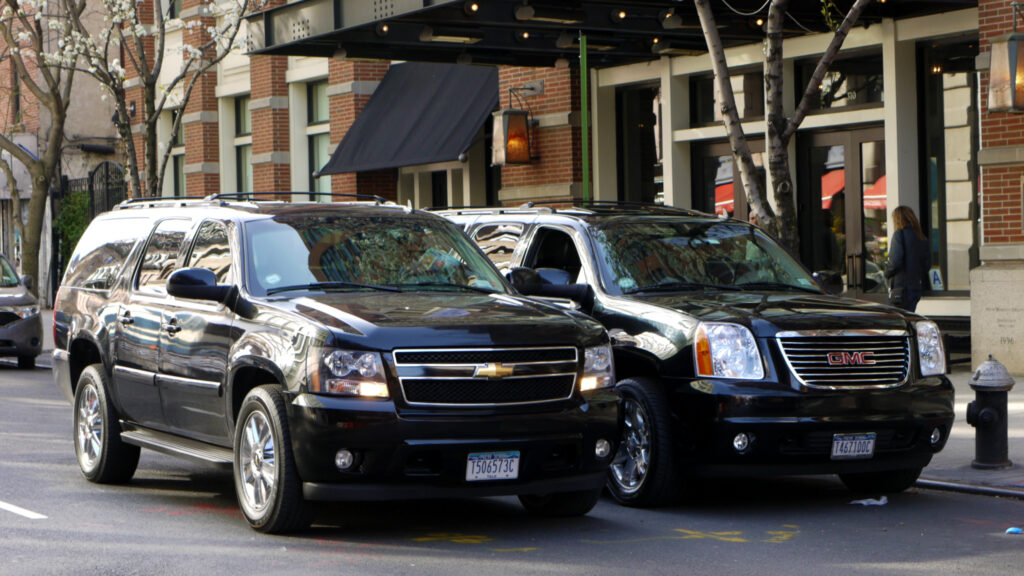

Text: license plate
xmin=466 ymin=451 xmax=520 ymax=481
xmin=831 ymin=433 xmax=876 ymax=460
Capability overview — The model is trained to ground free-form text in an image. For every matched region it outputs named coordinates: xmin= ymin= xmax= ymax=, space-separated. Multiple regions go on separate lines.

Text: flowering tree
xmin=54 ymin=0 xmax=264 ymax=198
xmin=0 ymin=0 xmax=84 ymax=291
xmin=694 ymin=0 xmax=873 ymax=252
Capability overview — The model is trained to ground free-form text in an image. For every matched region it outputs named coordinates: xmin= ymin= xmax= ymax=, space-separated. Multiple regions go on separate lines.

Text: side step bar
xmin=121 ymin=427 xmax=234 ymax=469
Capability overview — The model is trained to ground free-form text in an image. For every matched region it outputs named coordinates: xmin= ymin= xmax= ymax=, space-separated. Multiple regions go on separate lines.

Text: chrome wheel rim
xmin=76 ymin=384 xmax=103 ymax=471
xmin=239 ymin=410 xmax=277 ymax=512
xmin=610 ymin=398 xmax=650 ymax=494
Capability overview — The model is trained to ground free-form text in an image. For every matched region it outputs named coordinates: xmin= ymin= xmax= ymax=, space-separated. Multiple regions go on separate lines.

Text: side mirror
xmin=20 ymin=275 xmax=33 ymax=292
xmin=535 ymin=267 xmax=573 ymax=286
xmin=509 ymin=266 xmax=594 ymax=311
xmin=813 ymin=270 xmax=843 ymax=295
xmin=167 ymin=268 xmax=259 ymax=319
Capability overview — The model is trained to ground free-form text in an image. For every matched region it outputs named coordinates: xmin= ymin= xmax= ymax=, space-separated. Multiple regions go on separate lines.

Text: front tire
xmin=73 ymin=364 xmax=140 ymax=483
xmin=839 ymin=468 xmax=922 ymax=495
xmin=607 ymin=377 xmax=681 ymax=507
xmin=17 ymin=355 xmax=35 ymax=370
xmin=518 ymin=487 xmax=602 ymax=517
xmin=233 ymin=385 xmax=311 ymax=533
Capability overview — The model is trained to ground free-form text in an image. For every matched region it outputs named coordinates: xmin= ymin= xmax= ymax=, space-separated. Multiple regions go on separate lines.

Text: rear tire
xmin=234 ymin=385 xmax=312 ymax=533
xmin=607 ymin=377 xmax=681 ymax=507
xmin=518 ymin=487 xmax=602 ymax=517
xmin=839 ymin=467 xmax=922 ymax=494
xmin=73 ymin=364 xmax=140 ymax=483
xmin=17 ymin=355 xmax=35 ymax=369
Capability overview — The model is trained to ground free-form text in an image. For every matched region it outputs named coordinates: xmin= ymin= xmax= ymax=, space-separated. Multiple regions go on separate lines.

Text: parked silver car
xmin=0 ymin=255 xmax=42 ymax=369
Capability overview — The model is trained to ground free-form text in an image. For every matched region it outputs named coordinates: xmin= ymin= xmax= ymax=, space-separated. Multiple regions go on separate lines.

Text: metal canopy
xmin=246 ymin=0 xmax=976 ymax=68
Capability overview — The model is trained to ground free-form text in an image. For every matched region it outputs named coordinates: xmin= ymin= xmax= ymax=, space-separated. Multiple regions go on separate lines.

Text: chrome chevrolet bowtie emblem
xmin=475 ymin=362 xmax=515 ymax=379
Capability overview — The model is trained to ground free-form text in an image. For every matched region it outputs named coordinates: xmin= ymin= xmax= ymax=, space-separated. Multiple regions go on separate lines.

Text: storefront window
xmin=797 ymin=51 xmax=883 ymax=111
xmin=690 ymin=70 xmax=764 ymax=125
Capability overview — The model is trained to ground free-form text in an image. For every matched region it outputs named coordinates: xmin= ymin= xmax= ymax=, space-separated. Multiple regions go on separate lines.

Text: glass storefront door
xmin=799 ymin=127 xmax=888 ymax=302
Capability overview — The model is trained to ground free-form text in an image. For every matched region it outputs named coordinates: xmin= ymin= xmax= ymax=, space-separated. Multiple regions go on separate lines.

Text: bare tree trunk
xmin=764 ymin=0 xmax=798 ymax=251
xmin=694 ymin=0 xmax=775 ymax=231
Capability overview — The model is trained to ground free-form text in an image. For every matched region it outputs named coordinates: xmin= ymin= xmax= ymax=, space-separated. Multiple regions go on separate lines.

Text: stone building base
xmin=970 ymin=260 xmax=1024 ymax=374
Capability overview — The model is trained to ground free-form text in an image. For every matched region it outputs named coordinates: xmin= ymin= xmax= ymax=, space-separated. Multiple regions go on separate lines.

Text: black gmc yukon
xmin=441 ymin=202 xmax=954 ymax=507
xmin=52 ymin=195 xmax=617 ymax=532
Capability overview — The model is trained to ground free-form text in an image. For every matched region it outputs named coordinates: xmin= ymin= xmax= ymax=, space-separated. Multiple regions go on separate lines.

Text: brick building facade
xmin=971 ymin=0 xmax=1024 ymax=371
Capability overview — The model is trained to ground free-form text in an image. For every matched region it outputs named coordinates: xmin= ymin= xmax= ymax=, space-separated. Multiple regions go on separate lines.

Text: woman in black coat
xmin=884 ymin=205 xmax=930 ymax=312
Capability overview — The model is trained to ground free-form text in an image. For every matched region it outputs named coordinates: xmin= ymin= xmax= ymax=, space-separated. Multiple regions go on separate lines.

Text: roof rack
xmin=206 ymin=192 xmax=392 ymax=205
xmin=575 ymin=200 xmax=710 ymax=217
xmin=430 ymin=203 xmax=558 ymax=216
xmin=113 ymin=196 xmax=207 ymax=210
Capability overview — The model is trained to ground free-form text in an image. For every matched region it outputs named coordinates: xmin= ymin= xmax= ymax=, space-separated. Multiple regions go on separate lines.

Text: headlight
xmin=694 ymin=322 xmax=764 ymax=379
xmin=916 ymin=321 xmax=946 ymax=377
xmin=580 ymin=344 xmax=614 ymax=391
xmin=14 ymin=305 xmax=38 ymax=319
xmin=311 ymin=350 xmax=389 ymax=398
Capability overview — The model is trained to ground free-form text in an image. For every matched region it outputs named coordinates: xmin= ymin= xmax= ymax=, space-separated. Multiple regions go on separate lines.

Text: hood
xmin=272 ymin=291 xmax=605 ymax=349
xmin=0 ymin=283 xmax=36 ymax=307
xmin=631 ymin=291 xmax=912 ymax=337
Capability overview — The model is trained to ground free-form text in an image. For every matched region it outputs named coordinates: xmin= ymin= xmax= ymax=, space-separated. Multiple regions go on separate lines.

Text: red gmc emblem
xmin=827 ymin=351 xmax=876 ymax=366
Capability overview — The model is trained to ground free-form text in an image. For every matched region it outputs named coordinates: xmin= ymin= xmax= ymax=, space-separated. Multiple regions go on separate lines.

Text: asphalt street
xmin=3 ymin=362 xmax=1024 ymax=575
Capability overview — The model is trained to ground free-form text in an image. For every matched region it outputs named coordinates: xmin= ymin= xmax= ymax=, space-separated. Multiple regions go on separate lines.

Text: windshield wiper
xmin=266 ymin=281 xmax=401 ymax=295
xmin=735 ymin=281 xmax=821 ymax=294
xmin=390 ymin=282 xmax=499 ymax=294
xmin=626 ymin=281 xmax=741 ymax=294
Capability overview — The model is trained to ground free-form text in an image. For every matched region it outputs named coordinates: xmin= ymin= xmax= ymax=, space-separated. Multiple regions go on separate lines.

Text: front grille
xmin=402 ymin=376 xmax=576 ymax=404
xmin=394 ymin=349 xmax=576 ymax=364
xmin=393 ymin=347 xmax=578 ymax=407
xmin=777 ymin=332 xmax=910 ymax=389
xmin=0 ymin=312 xmax=19 ymax=326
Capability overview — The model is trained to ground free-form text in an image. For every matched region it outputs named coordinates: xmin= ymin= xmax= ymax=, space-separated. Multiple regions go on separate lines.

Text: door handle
xmin=162 ymin=319 xmax=182 ymax=335
xmin=119 ymin=312 xmax=134 ymax=326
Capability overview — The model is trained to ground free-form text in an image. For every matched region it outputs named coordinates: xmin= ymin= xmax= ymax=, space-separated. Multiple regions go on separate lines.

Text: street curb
xmin=917 ymin=478 xmax=1024 ymax=500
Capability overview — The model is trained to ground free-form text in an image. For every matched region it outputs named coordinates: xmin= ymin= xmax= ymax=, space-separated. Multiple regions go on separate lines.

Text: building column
xmin=327 ymin=59 xmax=395 ymax=200
xmin=972 ymin=0 xmax=1024 ymax=372
xmin=250 ymin=53 xmax=290 ymax=198
xmin=658 ymin=58 xmax=689 ymax=208
xmin=882 ymin=18 xmax=921 ymax=221
xmin=181 ymin=0 xmax=219 ymax=197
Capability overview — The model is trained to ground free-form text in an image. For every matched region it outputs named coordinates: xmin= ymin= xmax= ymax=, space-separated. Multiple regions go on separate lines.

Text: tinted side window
xmin=472 ymin=223 xmax=523 ymax=272
xmin=136 ymin=219 xmax=192 ymax=294
xmin=64 ymin=216 xmax=153 ymax=290
xmin=187 ymin=220 xmax=232 ymax=284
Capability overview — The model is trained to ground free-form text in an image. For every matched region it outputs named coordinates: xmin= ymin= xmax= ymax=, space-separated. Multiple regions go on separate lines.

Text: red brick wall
xmin=980 ymin=0 xmax=1024 ymax=244
xmin=250 ymin=53 xmax=290 ymax=196
xmin=328 ymin=60 xmax=394 ymax=199
xmin=497 ymin=66 xmax=583 ymax=202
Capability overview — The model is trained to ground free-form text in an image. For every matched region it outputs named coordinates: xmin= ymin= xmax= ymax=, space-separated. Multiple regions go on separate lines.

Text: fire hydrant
xmin=966 ymin=355 xmax=1016 ymax=469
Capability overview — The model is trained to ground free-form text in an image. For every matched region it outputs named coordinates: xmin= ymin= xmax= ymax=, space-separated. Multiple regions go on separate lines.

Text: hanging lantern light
xmin=492 ymin=109 xmax=532 ymax=165
xmin=989 ymin=4 xmax=1024 ymax=112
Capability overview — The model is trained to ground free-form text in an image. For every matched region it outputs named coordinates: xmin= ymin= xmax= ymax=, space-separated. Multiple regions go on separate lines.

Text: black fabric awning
xmin=319 ymin=62 xmax=498 ymax=175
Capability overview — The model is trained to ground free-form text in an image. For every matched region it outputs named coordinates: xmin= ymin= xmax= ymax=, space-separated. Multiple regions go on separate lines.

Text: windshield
xmin=244 ymin=213 xmax=508 ymax=297
xmin=589 ymin=219 xmax=819 ymax=295
xmin=0 ymin=256 xmax=19 ymax=287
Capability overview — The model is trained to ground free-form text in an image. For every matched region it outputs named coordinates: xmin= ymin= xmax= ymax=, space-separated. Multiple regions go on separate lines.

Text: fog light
xmin=733 ymin=433 xmax=751 ymax=453
xmin=335 ymin=449 xmax=355 ymax=471
xmin=930 ymin=427 xmax=942 ymax=446
xmin=595 ymin=439 xmax=611 ymax=459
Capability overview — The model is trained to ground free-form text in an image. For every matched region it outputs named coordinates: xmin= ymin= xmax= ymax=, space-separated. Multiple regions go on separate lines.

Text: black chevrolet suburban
xmin=440 ymin=202 xmax=954 ymax=507
xmin=52 ymin=195 xmax=618 ymax=532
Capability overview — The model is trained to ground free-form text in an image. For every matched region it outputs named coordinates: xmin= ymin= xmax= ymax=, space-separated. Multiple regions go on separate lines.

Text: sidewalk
xmin=34 ymin=311 xmax=1024 ymax=498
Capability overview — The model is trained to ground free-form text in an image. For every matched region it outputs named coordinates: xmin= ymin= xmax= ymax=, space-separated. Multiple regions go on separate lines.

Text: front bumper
xmin=0 ymin=314 xmax=42 ymax=357
xmin=672 ymin=375 xmax=955 ymax=477
xmin=285 ymin=390 xmax=619 ymax=501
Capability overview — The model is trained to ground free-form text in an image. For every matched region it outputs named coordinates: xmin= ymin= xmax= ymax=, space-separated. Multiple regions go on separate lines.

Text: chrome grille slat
xmin=777 ymin=333 xmax=910 ymax=390
xmin=393 ymin=346 xmax=579 ymax=407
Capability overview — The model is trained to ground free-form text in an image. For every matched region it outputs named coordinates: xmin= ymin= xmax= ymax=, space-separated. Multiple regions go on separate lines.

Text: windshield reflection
xmin=589 ymin=220 xmax=819 ymax=295
xmin=244 ymin=214 xmax=508 ymax=297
